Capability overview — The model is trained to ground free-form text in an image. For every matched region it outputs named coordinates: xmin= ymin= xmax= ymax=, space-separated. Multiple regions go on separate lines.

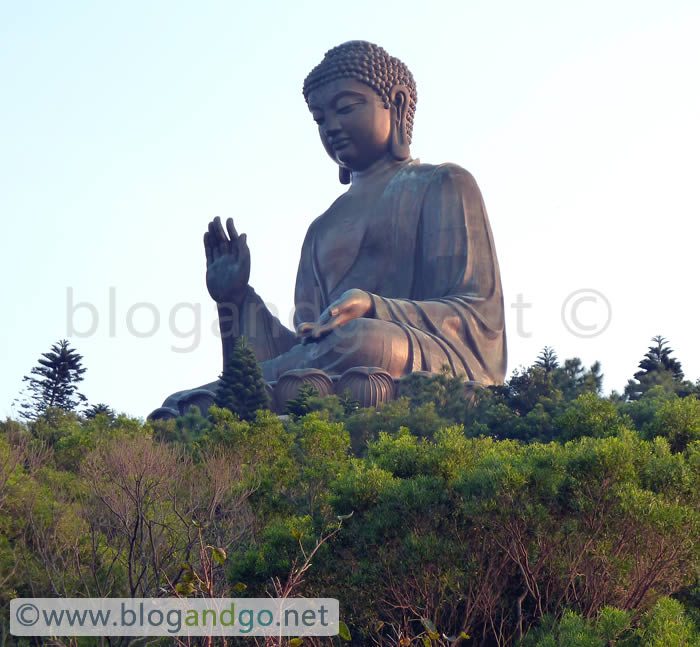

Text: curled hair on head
xmin=303 ymin=40 xmax=418 ymax=143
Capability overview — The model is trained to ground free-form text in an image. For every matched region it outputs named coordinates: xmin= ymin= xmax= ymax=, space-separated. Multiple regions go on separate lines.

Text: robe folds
xmin=240 ymin=160 xmax=507 ymax=385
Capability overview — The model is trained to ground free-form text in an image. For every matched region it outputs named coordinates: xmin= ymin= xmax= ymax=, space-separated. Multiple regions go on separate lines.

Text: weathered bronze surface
xmin=153 ymin=41 xmax=506 ymax=417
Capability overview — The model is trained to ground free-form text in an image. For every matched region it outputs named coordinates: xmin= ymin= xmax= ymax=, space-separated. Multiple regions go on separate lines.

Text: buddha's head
xmin=303 ymin=41 xmax=417 ymax=182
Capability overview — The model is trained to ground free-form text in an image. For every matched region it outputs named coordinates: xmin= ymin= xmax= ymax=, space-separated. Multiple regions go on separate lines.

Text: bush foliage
xmin=2 ymin=349 xmax=700 ymax=646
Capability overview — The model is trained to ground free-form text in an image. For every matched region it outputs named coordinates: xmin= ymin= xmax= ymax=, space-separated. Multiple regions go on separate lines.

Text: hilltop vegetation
xmin=2 ymin=340 xmax=700 ymax=646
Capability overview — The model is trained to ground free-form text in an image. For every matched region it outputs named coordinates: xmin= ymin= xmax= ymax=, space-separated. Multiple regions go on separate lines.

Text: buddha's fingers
xmin=210 ymin=217 xmax=231 ymax=259
xmin=208 ymin=219 xmax=221 ymax=249
xmin=209 ymin=216 xmax=225 ymax=241
xmin=311 ymin=309 xmax=342 ymax=338
xmin=205 ymin=226 xmax=224 ymax=261
xmin=311 ymin=320 xmax=339 ymax=339
xmin=311 ymin=308 xmax=332 ymax=329
xmin=226 ymin=217 xmax=238 ymax=241
xmin=296 ymin=321 xmax=314 ymax=334
xmin=237 ymin=233 xmax=249 ymax=264
xmin=296 ymin=321 xmax=317 ymax=343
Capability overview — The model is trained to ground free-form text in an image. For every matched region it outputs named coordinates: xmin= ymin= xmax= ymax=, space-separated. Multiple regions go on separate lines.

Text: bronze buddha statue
xmin=152 ymin=41 xmax=506 ymax=417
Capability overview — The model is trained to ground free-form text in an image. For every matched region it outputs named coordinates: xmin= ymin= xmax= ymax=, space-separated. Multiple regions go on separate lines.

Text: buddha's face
xmin=307 ymin=78 xmax=392 ymax=172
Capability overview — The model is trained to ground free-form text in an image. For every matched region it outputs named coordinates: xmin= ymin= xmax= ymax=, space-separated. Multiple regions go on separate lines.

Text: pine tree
xmin=582 ymin=360 xmax=604 ymax=394
xmin=339 ymin=389 xmax=360 ymax=416
xmin=624 ymin=335 xmax=685 ymax=400
xmin=84 ymin=403 xmax=115 ymax=420
xmin=18 ymin=339 xmax=87 ymax=420
xmin=215 ymin=337 xmax=270 ymax=421
xmin=553 ymin=358 xmax=604 ymax=400
xmin=535 ymin=346 xmax=559 ymax=373
xmin=636 ymin=335 xmax=684 ymax=380
xmin=285 ymin=383 xmax=319 ymax=417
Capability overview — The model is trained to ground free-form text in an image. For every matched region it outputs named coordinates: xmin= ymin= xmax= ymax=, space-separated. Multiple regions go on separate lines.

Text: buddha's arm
xmin=217 ymin=288 xmax=297 ymax=370
xmin=204 ymin=216 xmax=297 ymax=369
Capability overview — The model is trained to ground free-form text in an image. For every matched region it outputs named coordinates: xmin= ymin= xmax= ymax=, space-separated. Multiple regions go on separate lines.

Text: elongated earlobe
xmin=389 ymin=85 xmax=410 ymax=161
xmin=390 ymin=124 xmax=410 ymax=161
xmin=339 ymin=166 xmax=351 ymax=184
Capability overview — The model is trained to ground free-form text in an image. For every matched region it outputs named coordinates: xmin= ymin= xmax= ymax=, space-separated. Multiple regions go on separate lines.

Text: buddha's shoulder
xmin=305 ymin=163 xmax=480 ymax=236
xmin=401 ymin=161 xmax=480 ymax=190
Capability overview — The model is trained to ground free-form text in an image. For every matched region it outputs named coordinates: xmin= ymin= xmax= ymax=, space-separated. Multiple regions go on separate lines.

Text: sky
xmin=1 ymin=0 xmax=699 ymax=419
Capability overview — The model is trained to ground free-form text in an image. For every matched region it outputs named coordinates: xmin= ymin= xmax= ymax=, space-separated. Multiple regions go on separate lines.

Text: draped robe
xmin=237 ymin=159 xmax=507 ymax=385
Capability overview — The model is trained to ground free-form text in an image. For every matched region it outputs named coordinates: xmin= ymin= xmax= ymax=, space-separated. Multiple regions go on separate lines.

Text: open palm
xmin=204 ymin=216 xmax=251 ymax=305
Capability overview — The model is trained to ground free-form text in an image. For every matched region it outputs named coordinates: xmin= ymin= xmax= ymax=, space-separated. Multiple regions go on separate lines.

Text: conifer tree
xmin=84 ymin=403 xmax=115 ymax=420
xmin=624 ymin=335 xmax=685 ymax=400
xmin=339 ymin=389 xmax=360 ymax=416
xmin=215 ymin=336 xmax=270 ymax=420
xmin=535 ymin=346 xmax=559 ymax=372
xmin=18 ymin=339 xmax=87 ymax=420
xmin=284 ymin=383 xmax=318 ymax=417
xmin=553 ymin=358 xmax=604 ymax=399
xmin=636 ymin=335 xmax=684 ymax=380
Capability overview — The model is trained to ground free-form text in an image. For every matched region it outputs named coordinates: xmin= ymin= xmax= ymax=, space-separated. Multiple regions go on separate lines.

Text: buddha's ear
xmin=389 ymin=85 xmax=410 ymax=161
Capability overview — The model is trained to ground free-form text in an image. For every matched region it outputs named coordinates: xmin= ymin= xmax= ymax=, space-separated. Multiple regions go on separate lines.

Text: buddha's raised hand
xmin=204 ymin=216 xmax=251 ymax=305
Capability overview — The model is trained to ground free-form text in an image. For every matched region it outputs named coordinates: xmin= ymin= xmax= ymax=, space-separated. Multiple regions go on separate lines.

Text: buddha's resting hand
xmin=297 ymin=288 xmax=374 ymax=341
xmin=204 ymin=216 xmax=251 ymax=305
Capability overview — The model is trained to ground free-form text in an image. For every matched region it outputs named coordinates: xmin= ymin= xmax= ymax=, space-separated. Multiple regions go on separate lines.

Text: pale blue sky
xmin=2 ymin=0 xmax=699 ymax=417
